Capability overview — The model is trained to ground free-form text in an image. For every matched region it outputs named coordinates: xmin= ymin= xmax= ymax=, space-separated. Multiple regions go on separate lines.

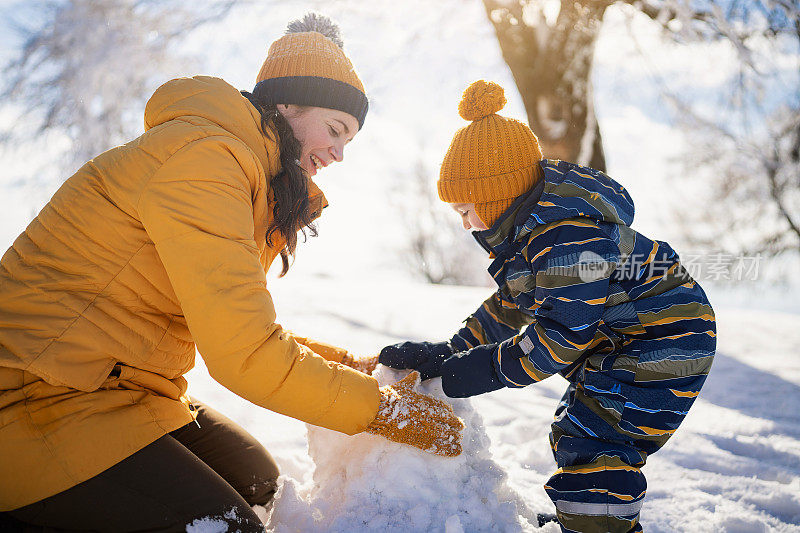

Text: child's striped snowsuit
xmin=440 ymin=160 xmax=716 ymax=533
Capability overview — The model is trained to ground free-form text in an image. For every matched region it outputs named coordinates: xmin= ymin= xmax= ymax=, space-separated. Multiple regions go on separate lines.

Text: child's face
xmin=449 ymin=203 xmax=488 ymax=231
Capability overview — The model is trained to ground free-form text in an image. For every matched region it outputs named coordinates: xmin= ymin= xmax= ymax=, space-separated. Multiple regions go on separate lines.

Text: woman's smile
xmin=311 ymin=153 xmax=323 ymax=169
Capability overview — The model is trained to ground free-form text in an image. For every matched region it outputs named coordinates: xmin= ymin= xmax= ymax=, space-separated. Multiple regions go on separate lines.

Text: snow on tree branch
xmin=0 ymin=0 xmax=235 ymax=181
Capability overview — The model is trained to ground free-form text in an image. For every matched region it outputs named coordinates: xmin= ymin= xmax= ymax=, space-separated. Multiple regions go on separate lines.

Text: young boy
xmin=378 ymin=81 xmax=716 ymax=533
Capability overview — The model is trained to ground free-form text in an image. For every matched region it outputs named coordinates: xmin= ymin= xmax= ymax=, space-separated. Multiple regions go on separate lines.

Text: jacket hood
xmin=474 ymin=159 xmax=635 ymax=255
xmin=144 ymin=76 xmax=273 ymax=171
xmin=143 ymin=76 xmax=329 ymax=218
xmin=528 ymin=159 xmax=634 ymax=228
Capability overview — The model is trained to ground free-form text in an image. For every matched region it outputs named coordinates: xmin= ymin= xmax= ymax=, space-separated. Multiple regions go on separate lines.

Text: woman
xmin=0 ymin=15 xmax=462 ymax=532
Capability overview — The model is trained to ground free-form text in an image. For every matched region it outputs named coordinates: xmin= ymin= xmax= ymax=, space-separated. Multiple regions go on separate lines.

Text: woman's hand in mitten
xmin=339 ymin=353 xmax=379 ymax=375
xmin=291 ymin=334 xmax=377 ymax=375
xmin=378 ymin=341 xmax=453 ymax=380
xmin=366 ymin=371 xmax=464 ymax=457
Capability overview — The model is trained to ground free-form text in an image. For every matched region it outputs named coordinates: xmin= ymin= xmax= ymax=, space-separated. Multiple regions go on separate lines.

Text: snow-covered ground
xmin=1 ymin=1 xmax=799 ymax=531
xmin=174 ymin=276 xmax=800 ymax=532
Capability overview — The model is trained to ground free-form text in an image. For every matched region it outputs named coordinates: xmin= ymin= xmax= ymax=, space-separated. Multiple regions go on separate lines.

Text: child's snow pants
xmin=546 ymin=420 xmax=647 ymax=533
xmin=545 ymin=366 xmax=710 ymax=533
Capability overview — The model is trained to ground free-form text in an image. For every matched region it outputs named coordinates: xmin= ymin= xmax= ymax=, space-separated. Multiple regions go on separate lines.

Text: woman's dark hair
xmin=241 ymin=90 xmax=318 ymax=277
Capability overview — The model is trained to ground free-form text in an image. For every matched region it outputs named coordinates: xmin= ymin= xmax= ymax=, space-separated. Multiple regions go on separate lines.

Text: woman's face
xmin=278 ymin=105 xmax=359 ymax=177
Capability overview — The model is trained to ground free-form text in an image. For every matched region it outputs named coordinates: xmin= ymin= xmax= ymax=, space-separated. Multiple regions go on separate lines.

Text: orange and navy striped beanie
xmin=438 ymin=80 xmax=543 ymax=228
xmin=254 ymin=14 xmax=368 ymax=129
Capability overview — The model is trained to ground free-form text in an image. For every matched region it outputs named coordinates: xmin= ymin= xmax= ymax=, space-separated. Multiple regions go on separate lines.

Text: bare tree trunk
xmin=482 ymin=0 xmax=612 ymax=171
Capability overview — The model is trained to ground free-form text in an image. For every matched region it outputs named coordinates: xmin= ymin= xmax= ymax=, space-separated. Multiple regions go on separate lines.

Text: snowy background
xmin=1 ymin=1 xmax=799 ymax=531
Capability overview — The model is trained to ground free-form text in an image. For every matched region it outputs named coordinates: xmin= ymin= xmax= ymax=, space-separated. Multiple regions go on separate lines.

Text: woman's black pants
xmin=0 ymin=399 xmax=279 ymax=532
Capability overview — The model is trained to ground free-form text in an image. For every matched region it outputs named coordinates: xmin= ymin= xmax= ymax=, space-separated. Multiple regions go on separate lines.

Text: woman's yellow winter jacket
xmin=0 ymin=76 xmax=380 ymax=511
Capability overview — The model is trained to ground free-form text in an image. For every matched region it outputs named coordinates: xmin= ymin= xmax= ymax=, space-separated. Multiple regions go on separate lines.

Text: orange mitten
xmin=340 ymin=353 xmax=379 ymax=375
xmin=292 ymin=334 xmax=378 ymax=375
xmin=366 ymin=371 xmax=464 ymax=457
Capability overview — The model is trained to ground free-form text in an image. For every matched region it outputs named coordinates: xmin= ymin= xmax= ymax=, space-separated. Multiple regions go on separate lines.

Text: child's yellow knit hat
xmin=438 ymin=80 xmax=543 ymax=227
xmin=254 ymin=14 xmax=368 ymax=129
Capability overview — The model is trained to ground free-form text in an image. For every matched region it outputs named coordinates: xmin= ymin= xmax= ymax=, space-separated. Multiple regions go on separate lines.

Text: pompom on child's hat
xmin=253 ymin=13 xmax=368 ymax=129
xmin=457 ymin=79 xmax=506 ymax=121
xmin=438 ymin=80 xmax=543 ymax=228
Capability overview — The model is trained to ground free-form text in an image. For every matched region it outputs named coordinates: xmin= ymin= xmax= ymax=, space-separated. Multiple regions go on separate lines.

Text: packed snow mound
xmin=266 ymin=367 xmax=547 ymax=533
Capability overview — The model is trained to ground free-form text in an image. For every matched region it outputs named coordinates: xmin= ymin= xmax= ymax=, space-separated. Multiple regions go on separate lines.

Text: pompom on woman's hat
xmin=438 ymin=80 xmax=543 ymax=228
xmin=254 ymin=13 xmax=368 ymax=129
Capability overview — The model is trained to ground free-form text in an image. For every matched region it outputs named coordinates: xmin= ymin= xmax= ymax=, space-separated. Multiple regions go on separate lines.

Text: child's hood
xmin=473 ymin=160 xmax=635 ymax=255
xmin=524 ymin=159 xmax=635 ymax=229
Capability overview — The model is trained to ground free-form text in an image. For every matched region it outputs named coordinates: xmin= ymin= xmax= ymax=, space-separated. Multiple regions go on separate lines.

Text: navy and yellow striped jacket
xmin=441 ymin=159 xmax=716 ymax=449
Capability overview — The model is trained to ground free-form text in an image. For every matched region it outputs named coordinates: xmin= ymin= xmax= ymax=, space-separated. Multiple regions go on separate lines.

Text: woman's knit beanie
xmin=438 ymin=80 xmax=543 ymax=228
xmin=254 ymin=13 xmax=368 ymax=129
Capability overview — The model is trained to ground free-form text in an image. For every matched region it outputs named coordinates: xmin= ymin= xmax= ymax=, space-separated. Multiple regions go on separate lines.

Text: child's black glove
xmin=378 ymin=341 xmax=454 ymax=381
